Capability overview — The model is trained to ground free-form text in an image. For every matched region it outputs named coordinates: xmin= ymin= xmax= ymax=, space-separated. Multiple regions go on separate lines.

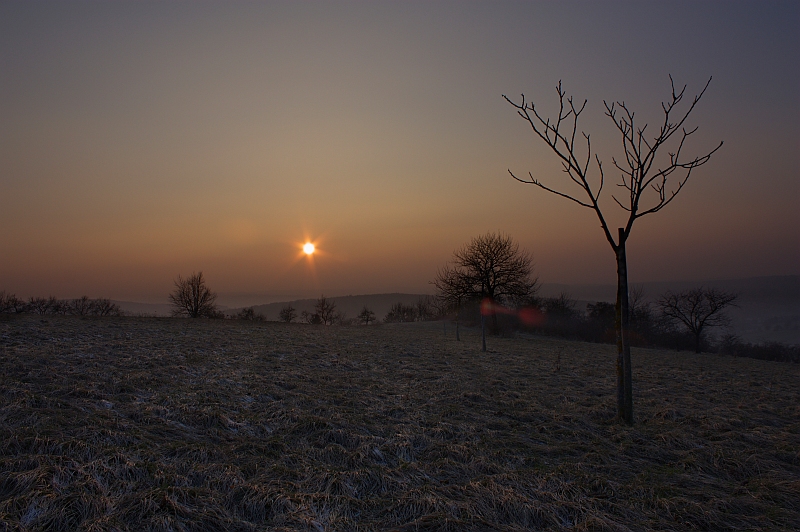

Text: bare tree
xmin=658 ymin=288 xmax=737 ymax=353
xmin=504 ymin=76 xmax=722 ymax=424
xmin=415 ymin=295 xmax=439 ymax=321
xmin=279 ymin=304 xmax=297 ymax=323
xmin=301 ymin=310 xmax=321 ymax=324
xmin=433 ymin=232 xmax=538 ymax=338
xmin=69 ymin=296 xmax=93 ymax=316
xmin=0 ymin=292 xmax=25 ymax=313
xmin=357 ymin=306 xmax=376 ymax=325
xmin=541 ymin=292 xmax=577 ymax=320
xmin=314 ymin=295 xmax=337 ymax=325
xmin=90 ymin=298 xmax=123 ymax=317
xmin=332 ymin=310 xmax=348 ymax=325
xmin=169 ymin=272 xmax=219 ymax=318
xmin=384 ymin=302 xmax=416 ymax=323
xmin=427 ymin=294 xmax=450 ymax=320
xmin=234 ymin=307 xmax=266 ymax=322
xmin=53 ymin=298 xmax=71 ymax=315
xmin=27 ymin=296 xmax=58 ymax=315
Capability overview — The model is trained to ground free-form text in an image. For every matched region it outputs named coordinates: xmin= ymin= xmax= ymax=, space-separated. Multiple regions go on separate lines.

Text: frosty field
xmin=1 ymin=315 xmax=798 ymax=531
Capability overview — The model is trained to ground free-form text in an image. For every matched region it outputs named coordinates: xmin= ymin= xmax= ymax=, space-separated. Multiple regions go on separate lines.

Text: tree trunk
xmin=616 ymin=228 xmax=633 ymax=425
xmin=456 ymin=302 xmax=460 ymax=341
xmin=695 ymin=330 xmax=702 ymax=353
xmin=615 ymin=276 xmax=624 ymax=420
xmin=481 ymin=314 xmax=487 ymax=352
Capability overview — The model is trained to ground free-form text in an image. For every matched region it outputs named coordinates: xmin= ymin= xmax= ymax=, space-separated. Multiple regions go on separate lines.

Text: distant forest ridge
xmin=538 ymin=275 xmax=800 ymax=303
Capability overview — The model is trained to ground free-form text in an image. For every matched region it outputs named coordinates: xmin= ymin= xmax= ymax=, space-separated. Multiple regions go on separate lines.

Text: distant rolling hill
xmin=124 ymin=276 xmax=798 ymax=344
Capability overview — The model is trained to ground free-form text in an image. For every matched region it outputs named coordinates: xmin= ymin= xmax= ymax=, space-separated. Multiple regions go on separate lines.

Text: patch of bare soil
xmin=1 ymin=315 xmax=798 ymax=531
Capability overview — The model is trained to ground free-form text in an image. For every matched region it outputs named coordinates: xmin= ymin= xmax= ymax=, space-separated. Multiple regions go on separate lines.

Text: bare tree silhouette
xmin=233 ymin=307 xmax=266 ymax=322
xmin=90 ymin=299 xmax=123 ymax=317
xmin=169 ymin=272 xmax=219 ymax=318
xmin=0 ymin=292 xmax=25 ymax=313
xmin=434 ymin=232 xmax=538 ymax=341
xmin=279 ymin=304 xmax=297 ymax=323
xmin=27 ymin=296 xmax=58 ymax=315
xmin=357 ymin=306 xmax=376 ymax=325
xmin=658 ymin=288 xmax=737 ymax=353
xmin=70 ymin=296 xmax=94 ymax=316
xmin=384 ymin=302 xmax=416 ymax=323
xmin=504 ymin=76 xmax=722 ymax=423
xmin=314 ymin=295 xmax=337 ymax=326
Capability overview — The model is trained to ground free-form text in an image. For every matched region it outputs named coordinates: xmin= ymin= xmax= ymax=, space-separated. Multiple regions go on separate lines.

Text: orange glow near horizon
xmin=0 ymin=3 xmax=797 ymax=302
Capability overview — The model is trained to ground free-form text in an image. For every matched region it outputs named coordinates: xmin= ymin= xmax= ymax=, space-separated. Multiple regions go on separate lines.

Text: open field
xmin=1 ymin=315 xmax=798 ymax=531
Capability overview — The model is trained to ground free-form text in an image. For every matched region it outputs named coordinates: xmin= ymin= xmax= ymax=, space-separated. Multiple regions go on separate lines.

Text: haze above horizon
xmin=2 ymin=1 xmax=798 ymax=303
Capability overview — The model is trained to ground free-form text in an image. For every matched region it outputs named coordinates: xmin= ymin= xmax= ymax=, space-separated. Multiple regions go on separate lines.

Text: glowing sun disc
xmin=303 ymin=243 xmax=315 ymax=255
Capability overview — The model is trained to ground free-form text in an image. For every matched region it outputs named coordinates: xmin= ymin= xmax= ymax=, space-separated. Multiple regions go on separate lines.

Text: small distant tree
xmin=415 ymin=296 xmax=437 ymax=321
xmin=332 ymin=310 xmax=348 ymax=325
xmin=234 ymin=307 xmax=266 ymax=322
xmin=541 ymin=293 xmax=577 ymax=319
xmin=301 ymin=310 xmax=321 ymax=324
xmin=428 ymin=294 xmax=450 ymax=320
xmin=52 ymin=299 xmax=71 ymax=315
xmin=169 ymin=272 xmax=219 ymax=318
xmin=384 ymin=302 xmax=416 ymax=323
xmin=0 ymin=292 xmax=25 ymax=313
xmin=357 ymin=306 xmax=376 ymax=325
xmin=28 ymin=296 xmax=57 ymax=315
xmin=90 ymin=298 xmax=123 ymax=317
xmin=657 ymin=287 xmax=738 ymax=353
xmin=279 ymin=304 xmax=297 ymax=323
xmin=70 ymin=296 xmax=93 ymax=316
xmin=315 ymin=295 xmax=337 ymax=325
xmin=540 ymin=292 xmax=578 ymax=336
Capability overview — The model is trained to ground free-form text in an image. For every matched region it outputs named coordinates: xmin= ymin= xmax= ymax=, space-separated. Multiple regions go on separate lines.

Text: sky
xmin=1 ymin=0 xmax=798 ymax=305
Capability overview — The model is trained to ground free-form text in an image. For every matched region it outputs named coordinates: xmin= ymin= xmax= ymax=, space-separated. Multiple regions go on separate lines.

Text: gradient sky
xmin=1 ymin=1 xmax=798 ymax=305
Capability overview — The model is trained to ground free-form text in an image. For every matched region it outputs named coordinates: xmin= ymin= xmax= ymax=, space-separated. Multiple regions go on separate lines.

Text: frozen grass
xmin=1 ymin=315 xmax=798 ymax=531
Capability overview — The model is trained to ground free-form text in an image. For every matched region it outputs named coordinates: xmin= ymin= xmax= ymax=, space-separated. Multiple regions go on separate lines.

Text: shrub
xmin=279 ymin=305 xmax=297 ymax=323
xmin=233 ymin=307 xmax=266 ymax=321
xmin=384 ymin=302 xmax=416 ymax=323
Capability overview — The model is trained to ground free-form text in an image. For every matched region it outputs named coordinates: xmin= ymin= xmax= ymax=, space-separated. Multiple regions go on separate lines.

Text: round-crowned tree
xmin=433 ymin=232 xmax=538 ymax=335
xmin=169 ymin=272 xmax=219 ymax=318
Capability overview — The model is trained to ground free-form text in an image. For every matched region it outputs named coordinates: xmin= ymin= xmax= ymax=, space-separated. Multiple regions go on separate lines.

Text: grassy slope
xmin=0 ymin=315 xmax=798 ymax=531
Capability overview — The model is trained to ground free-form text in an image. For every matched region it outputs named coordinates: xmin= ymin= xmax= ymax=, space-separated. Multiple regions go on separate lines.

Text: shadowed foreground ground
xmin=1 ymin=315 xmax=798 ymax=531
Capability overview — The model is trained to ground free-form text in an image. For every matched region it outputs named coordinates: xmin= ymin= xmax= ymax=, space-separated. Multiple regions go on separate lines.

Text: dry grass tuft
xmin=1 ymin=315 xmax=798 ymax=530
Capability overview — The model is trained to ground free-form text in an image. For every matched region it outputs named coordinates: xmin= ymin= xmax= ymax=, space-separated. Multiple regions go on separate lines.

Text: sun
xmin=303 ymin=242 xmax=315 ymax=255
